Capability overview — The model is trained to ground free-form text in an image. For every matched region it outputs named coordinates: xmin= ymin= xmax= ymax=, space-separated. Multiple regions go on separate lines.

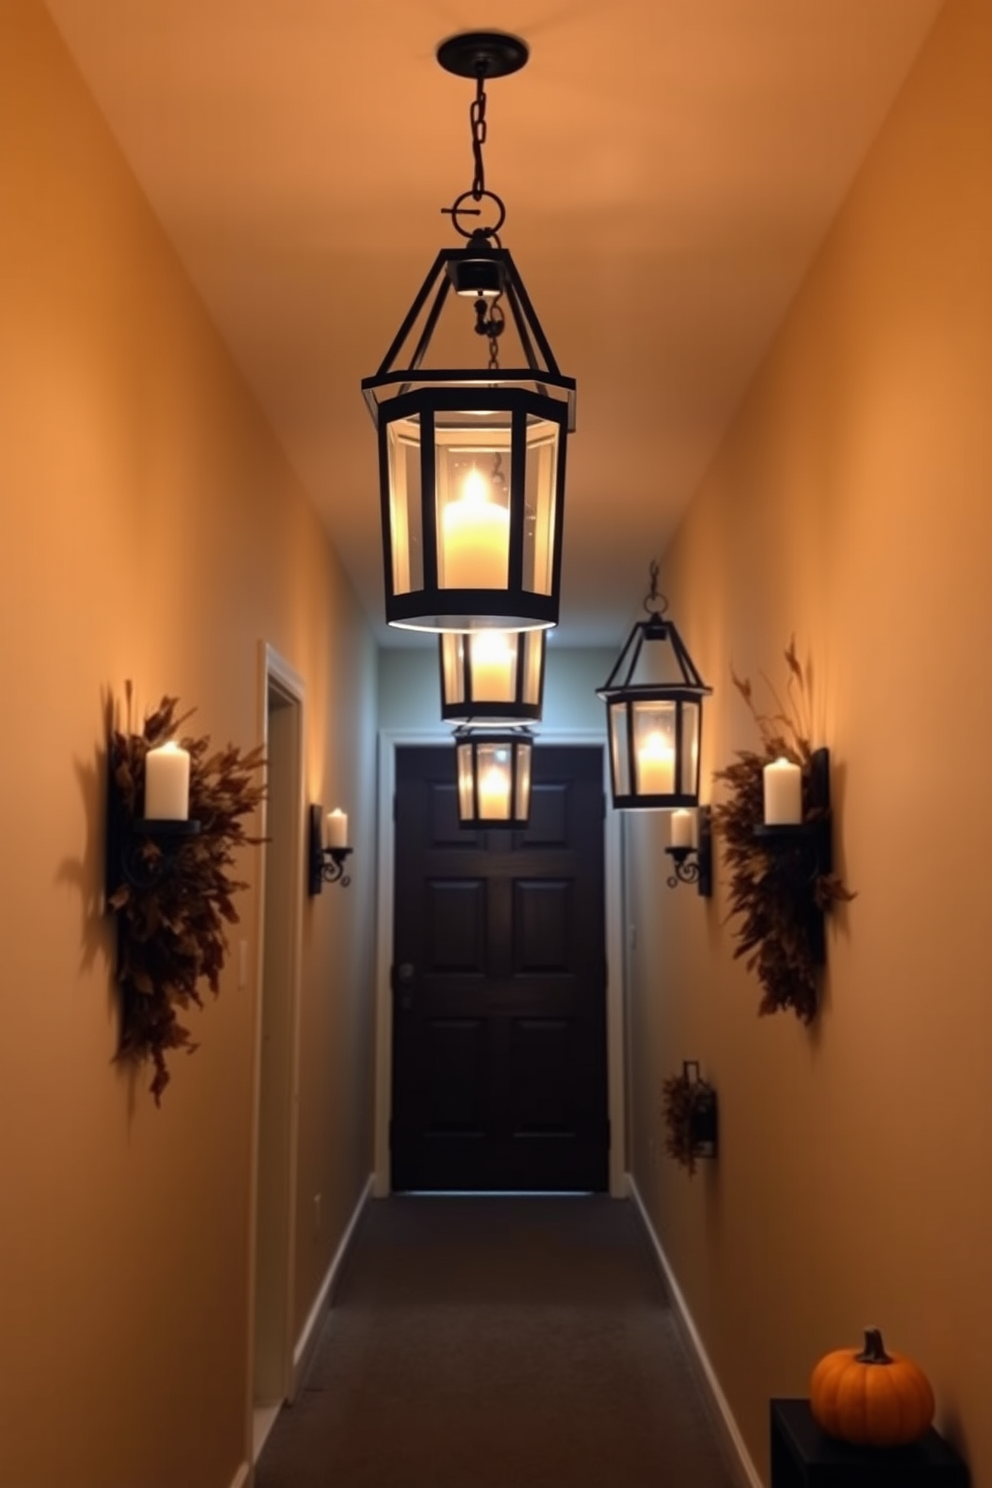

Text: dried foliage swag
xmin=711 ymin=641 xmax=853 ymax=1023
xmin=107 ymin=686 xmax=265 ymax=1102
xmin=661 ymin=1067 xmax=716 ymax=1177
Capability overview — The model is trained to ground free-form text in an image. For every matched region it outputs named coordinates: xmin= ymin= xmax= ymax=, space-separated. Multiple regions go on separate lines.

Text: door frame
xmin=244 ymin=643 xmax=306 ymax=1467
xmin=373 ymin=727 xmax=626 ymax=1197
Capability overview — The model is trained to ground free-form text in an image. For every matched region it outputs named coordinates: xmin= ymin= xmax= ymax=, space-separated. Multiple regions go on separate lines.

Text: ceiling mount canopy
xmin=361 ymin=31 xmax=575 ymax=634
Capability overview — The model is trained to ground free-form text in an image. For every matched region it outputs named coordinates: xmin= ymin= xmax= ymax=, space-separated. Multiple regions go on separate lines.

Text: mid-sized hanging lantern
xmin=454 ymin=727 xmax=533 ymax=828
xmin=598 ymin=563 xmax=712 ymax=810
xmin=361 ymin=32 xmax=575 ymax=633
xmin=439 ymin=629 xmax=545 ymax=725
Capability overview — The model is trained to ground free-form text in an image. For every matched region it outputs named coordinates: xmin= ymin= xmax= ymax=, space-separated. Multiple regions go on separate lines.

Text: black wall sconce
xmin=664 ymin=806 xmax=713 ymax=896
xmin=106 ymin=740 xmax=201 ymax=899
xmin=308 ymin=805 xmax=353 ymax=892
xmin=753 ymin=747 xmax=832 ymax=962
xmin=661 ymin=1060 xmax=718 ymax=1175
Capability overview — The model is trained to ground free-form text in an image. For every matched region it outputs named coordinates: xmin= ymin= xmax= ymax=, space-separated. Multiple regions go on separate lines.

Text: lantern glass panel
xmin=523 ymin=417 xmax=560 ymax=597
xmin=435 ymin=419 xmax=512 ymax=591
xmin=679 ymin=701 xmax=701 ymax=795
xmin=442 ymin=633 xmax=467 ymax=706
xmin=633 ymin=701 xmax=677 ymax=797
xmin=386 ymin=416 xmax=423 ymax=596
xmin=456 ymin=740 xmax=475 ymax=819
xmin=521 ymin=631 xmax=542 ymax=707
xmin=475 ymin=742 xmax=513 ymax=821
xmin=609 ymin=702 xmax=631 ymax=798
xmin=514 ymin=741 xmax=532 ymax=820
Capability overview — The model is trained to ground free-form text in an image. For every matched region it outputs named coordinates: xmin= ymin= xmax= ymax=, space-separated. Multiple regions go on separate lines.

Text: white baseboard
xmin=626 ymin=1173 xmax=763 ymax=1488
xmin=291 ymin=1172 xmax=374 ymax=1395
xmin=226 ymin=1461 xmax=250 ymax=1488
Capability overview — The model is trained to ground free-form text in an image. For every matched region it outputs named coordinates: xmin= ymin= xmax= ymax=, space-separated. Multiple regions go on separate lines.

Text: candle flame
xmin=460 ymin=466 xmax=491 ymax=505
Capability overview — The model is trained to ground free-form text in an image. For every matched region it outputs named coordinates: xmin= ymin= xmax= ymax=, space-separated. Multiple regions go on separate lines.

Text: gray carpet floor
xmin=256 ymin=1195 xmax=738 ymax=1488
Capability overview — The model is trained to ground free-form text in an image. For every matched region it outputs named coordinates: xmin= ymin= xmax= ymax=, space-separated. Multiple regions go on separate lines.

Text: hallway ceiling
xmin=44 ymin=0 xmax=944 ymax=648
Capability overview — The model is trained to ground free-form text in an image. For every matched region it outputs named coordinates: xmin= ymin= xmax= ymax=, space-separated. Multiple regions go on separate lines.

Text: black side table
xmin=771 ymin=1399 xmax=969 ymax=1488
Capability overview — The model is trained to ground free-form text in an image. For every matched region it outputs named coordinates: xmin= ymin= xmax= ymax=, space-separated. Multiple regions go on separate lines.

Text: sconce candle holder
xmin=308 ymin=805 xmax=353 ymax=892
xmin=105 ymin=756 xmax=202 ymax=901
xmin=661 ymin=1060 xmax=718 ymax=1175
xmin=664 ymin=806 xmax=713 ymax=896
xmin=752 ymin=748 xmax=832 ymax=963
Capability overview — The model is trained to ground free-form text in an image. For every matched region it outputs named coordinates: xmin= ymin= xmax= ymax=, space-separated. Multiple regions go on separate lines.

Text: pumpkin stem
xmin=856 ymin=1327 xmax=893 ymax=1365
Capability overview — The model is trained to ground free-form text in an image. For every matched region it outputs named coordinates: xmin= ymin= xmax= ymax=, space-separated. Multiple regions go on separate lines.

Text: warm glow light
xmin=637 ymin=731 xmax=675 ymax=796
xmin=441 ymin=464 xmax=510 ymax=589
xmin=478 ymin=758 xmax=511 ymax=819
xmin=470 ymin=631 xmax=515 ymax=701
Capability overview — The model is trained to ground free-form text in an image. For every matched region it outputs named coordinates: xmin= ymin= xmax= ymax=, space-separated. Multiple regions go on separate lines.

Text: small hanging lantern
xmin=361 ymin=32 xmax=575 ymax=633
xmin=439 ymin=629 xmax=545 ymax=725
xmin=454 ymin=727 xmax=533 ymax=827
xmin=598 ymin=562 xmax=712 ymax=810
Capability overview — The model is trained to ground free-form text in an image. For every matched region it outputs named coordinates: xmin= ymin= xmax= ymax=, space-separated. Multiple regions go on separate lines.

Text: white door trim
xmin=373 ymin=727 xmax=626 ymax=1198
xmin=244 ymin=643 xmax=306 ymax=1473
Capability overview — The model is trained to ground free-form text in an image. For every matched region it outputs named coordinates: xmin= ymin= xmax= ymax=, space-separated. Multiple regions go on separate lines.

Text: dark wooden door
xmin=391 ymin=744 xmax=609 ymax=1192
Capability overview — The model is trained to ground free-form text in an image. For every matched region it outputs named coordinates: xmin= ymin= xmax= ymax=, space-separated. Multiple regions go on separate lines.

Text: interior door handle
xmin=395 ymin=961 xmax=415 ymax=1010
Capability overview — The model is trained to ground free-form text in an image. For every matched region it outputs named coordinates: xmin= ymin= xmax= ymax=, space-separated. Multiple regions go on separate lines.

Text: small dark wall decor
xmin=712 ymin=641 xmax=854 ymax=1023
xmin=106 ymin=685 xmax=265 ymax=1102
xmin=661 ymin=1061 xmax=718 ymax=1176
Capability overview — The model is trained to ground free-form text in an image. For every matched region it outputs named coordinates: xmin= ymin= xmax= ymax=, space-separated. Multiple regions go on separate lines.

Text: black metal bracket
xmin=105 ymin=754 xmax=200 ymax=902
xmin=664 ymin=805 xmax=713 ymax=897
xmin=752 ymin=747 xmax=832 ymax=963
xmin=308 ymin=805 xmax=352 ymax=894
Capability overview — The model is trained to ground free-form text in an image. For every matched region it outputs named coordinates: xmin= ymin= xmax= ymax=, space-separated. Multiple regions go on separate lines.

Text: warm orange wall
xmin=627 ymin=0 xmax=992 ymax=1483
xmin=0 ymin=5 xmax=377 ymax=1487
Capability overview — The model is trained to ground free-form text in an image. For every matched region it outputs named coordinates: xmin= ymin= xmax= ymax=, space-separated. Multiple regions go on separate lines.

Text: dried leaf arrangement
xmin=711 ymin=640 xmax=854 ymax=1023
xmin=107 ymin=685 xmax=265 ymax=1103
xmin=661 ymin=1062 xmax=718 ymax=1176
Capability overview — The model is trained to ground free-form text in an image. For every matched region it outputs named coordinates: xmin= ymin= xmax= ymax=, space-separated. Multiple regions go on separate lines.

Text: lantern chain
xmin=470 ymin=67 xmax=488 ymax=200
xmin=644 ymin=559 xmax=670 ymax=617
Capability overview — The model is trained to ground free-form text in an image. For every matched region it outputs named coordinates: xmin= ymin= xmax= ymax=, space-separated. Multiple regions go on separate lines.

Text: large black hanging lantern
xmin=454 ymin=727 xmax=534 ymax=828
xmin=598 ymin=563 xmax=712 ymax=810
xmin=361 ymin=32 xmax=575 ymax=633
xmin=439 ymin=629 xmax=545 ymax=725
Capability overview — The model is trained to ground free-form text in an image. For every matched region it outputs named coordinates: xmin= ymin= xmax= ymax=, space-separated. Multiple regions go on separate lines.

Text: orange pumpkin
xmin=810 ymin=1327 xmax=935 ymax=1447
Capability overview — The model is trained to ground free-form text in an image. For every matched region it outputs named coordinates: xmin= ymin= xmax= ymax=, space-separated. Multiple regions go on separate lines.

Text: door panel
xmin=391 ymin=745 xmax=608 ymax=1192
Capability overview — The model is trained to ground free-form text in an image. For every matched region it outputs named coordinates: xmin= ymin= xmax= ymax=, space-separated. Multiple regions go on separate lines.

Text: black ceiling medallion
xmin=361 ymin=31 xmax=575 ymax=633
xmin=598 ymin=562 xmax=713 ymax=811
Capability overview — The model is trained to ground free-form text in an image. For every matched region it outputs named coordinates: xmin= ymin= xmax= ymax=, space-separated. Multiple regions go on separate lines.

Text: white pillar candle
xmin=441 ymin=469 xmax=510 ymax=590
xmin=144 ymin=741 xmax=190 ymax=821
xmin=763 ymin=757 xmax=802 ymax=825
xmin=637 ymin=732 xmax=675 ymax=796
xmin=478 ymin=764 xmax=511 ymax=820
xmin=670 ymin=809 xmax=693 ymax=849
xmin=469 ymin=632 xmax=515 ymax=701
xmin=324 ymin=808 xmax=348 ymax=849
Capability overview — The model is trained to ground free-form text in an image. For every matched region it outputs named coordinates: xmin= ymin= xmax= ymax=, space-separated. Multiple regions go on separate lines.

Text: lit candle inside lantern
xmin=324 ymin=808 xmax=348 ymax=848
xmin=441 ymin=467 xmax=510 ymax=590
xmin=478 ymin=761 xmax=511 ymax=819
xmin=763 ymin=757 xmax=802 ymax=824
xmin=144 ymin=741 xmax=190 ymax=821
xmin=637 ymin=732 xmax=675 ymax=796
xmin=670 ymin=809 xmax=693 ymax=849
xmin=470 ymin=631 xmax=515 ymax=701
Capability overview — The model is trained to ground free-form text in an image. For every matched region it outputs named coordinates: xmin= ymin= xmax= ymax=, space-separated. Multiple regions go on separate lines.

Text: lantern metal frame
xmin=439 ymin=628 xmax=545 ymax=725
xmin=598 ymin=564 xmax=712 ymax=811
xmin=453 ymin=726 xmax=534 ymax=829
xmin=361 ymin=32 xmax=575 ymax=634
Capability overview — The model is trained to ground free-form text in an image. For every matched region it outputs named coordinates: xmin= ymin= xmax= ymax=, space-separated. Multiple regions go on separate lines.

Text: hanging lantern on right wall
xmin=597 ymin=562 xmax=712 ymax=810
